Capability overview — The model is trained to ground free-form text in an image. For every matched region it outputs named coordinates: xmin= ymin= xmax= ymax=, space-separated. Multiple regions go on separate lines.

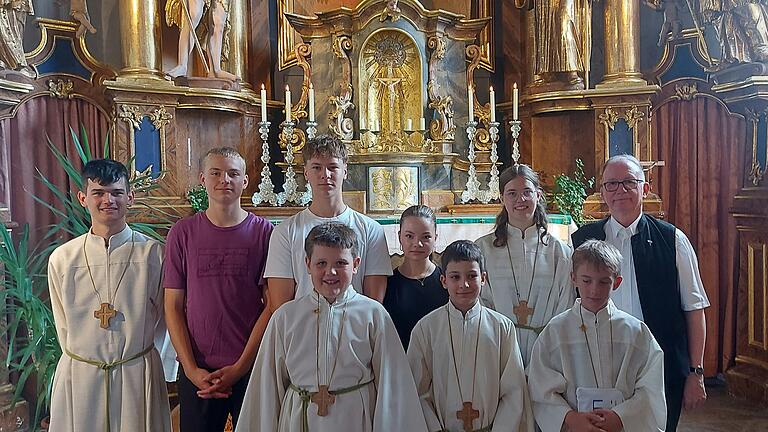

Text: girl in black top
xmin=383 ymin=205 xmax=449 ymax=348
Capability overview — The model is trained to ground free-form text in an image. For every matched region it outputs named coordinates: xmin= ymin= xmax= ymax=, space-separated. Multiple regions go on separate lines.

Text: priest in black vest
xmin=572 ymin=154 xmax=709 ymax=432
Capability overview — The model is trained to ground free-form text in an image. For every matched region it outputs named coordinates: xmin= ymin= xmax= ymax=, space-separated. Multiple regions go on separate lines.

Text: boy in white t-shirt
xmin=264 ymin=134 xmax=392 ymax=310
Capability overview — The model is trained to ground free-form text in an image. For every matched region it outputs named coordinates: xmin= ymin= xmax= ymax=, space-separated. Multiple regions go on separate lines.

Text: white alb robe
xmin=408 ymin=301 xmax=534 ymax=432
xmin=527 ymin=299 xmax=666 ymax=432
xmin=476 ymin=225 xmax=574 ymax=366
xmin=236 ymin=286 xmax=428 ymax=432
xmin=47 ymin=226 xmax=171 ymax=432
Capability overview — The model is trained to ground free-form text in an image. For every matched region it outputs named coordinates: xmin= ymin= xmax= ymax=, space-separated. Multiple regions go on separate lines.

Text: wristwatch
xmin=689 ymin=366 xmax=704 ymax=377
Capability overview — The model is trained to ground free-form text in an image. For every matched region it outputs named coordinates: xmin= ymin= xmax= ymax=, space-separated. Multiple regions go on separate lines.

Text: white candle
xmin=187 ymin=137 xmax=191 ymax=167
xmin=260 ymin=84 xmax=267 ymax=120
xmin=406 ymin=118 xmax=413 ymax=130
xmin=285 ymin=85 xmax=292 ymax=122
xmin=359 ymin=116 xmax=366 ymax=130
xmin=419 ymin=117 xmax=426 ymax=130
xmin=489 ymin=86 xmax=496 ymax=122
xmin=308 ymin=82 xmax=315 ymax=122
xmin=372 ymin=119 xmax=379 ymax=131
xmin=468 ymin=85 xmax=474 ymax=121
xmin=513 ymin=83 xmax=519 ymax=120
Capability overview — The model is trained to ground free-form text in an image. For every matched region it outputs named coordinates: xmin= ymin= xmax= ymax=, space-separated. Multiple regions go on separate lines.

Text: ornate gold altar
xmin=283 ymin=0 xmax=492 ymax=212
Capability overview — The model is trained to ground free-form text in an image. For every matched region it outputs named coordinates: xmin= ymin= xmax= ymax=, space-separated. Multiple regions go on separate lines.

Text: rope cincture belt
xmin=289 ymin=378 xmax=374 ymax=432
xmin=517 ymin=323 xmax=545 ymax=334
xmin=65 ymin=345 xmax=154 ymax=432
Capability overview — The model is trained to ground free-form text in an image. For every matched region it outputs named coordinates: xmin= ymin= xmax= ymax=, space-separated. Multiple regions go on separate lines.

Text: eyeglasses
xmin=504 ymin=189 xmax=537 ymax=201
xmin=601 ymin=179 xmax=644 ymax=192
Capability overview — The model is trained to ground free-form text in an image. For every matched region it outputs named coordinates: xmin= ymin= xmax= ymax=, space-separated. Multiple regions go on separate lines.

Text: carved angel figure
xmin=165 ymin=0 xmax=237 ymax=80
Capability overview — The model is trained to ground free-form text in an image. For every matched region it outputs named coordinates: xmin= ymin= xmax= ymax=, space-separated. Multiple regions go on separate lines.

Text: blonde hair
xmin=572 ymin=239 xmax=623 ymax=278
xmin=200 ymin=147 xmax=246 ymax=170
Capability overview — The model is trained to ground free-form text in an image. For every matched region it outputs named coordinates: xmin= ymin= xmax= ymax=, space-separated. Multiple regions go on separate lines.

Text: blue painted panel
xmin=36 ymin=36 xmax=92 ymax=80
xmin=609 ymin=119 xmax=633 ymax=158
xmin=134 ymin=117 xmax=162 ymax=177
xmin=758 ymin=115 xmax=767 ymax=171
xmin=659 ymin=44 xmax=707 ymax=85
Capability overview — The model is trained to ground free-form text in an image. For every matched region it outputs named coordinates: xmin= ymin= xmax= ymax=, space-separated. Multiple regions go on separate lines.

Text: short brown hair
xmin=572 ymin=239 xmax=622 ymax=278
xmin=200 ymin=147 xmax=246 ymax=171
xmin=440 ymin=240 xmax=485 ymax=273
xmin=302 ymin=134 xmax=349 ymax=163
xmin=304 ymin=222 xmax=359 ymax=258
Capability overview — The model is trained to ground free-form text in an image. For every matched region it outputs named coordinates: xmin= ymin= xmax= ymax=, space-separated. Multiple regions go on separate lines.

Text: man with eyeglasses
xmin=572 ymin=154 xmax=709 ymax=432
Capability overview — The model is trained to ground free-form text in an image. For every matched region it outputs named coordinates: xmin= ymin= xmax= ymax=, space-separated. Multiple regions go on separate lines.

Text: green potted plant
xmin=551 ymin=158 xmax=594 ymax=226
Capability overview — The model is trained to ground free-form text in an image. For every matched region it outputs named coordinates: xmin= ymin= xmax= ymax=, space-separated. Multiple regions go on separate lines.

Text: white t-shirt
xmin=603 ymin=215 xmax=710 ymax=320
xmin=264 ymin=207 xmax=393 ymax=298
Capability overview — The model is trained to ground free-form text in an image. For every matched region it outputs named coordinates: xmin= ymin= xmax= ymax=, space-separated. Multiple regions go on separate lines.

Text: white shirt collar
xmin=572 ymin=298 xmax=617 ymax=327
xmin=86 ymin=225 xmax=133 ymax=251
xmin=507 ymin=223 xmax=545 ymax=246
xmin=311 ymin=285 xmax=356 ymax=307
xmin=606 ymin=214 xmax=642 ymax=238
xmin=447 ymin=299 xmax=482 ymax=320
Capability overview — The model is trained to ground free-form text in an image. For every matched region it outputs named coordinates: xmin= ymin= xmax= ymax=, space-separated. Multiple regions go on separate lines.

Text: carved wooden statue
xmin=0 ymin=0 xmax=34 ymax=76
xmin=699 ymin=0 xmax=768 ymax=66
xmin=165 ymin=0 xmax=237 ymax=80
xmin=516 ymin=0 xmax=594 ymax=91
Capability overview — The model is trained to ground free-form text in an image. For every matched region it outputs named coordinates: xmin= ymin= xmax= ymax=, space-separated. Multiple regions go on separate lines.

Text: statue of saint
xmin=516 ymin=0 xmax=593 ymax=91
xmin=0 ymin=0 xmax=34 ymax=76
xmin=699 ymin=0 xmax=768 ymax=65
xmin=165 ymin=0 xmax=237 ymax=80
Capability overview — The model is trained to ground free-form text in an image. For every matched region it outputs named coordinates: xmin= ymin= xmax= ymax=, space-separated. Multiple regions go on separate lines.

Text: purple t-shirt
xmin=164 ymin=212 xmax=273 ymax=369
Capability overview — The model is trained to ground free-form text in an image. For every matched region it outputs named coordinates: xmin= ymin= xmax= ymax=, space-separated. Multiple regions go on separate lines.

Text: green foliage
xmin=0 ymin=125 xmax=169 ymax=427
xmin=0 ymin=226 xmax=60 ymax=426
xmin=552 ymin=158 xmax=594 ymax=226
xmin=186 ymin=185 xmax=209 ymax=213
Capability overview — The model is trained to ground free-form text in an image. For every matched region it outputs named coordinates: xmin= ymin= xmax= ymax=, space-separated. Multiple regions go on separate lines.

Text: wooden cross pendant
xmin=456 ymin=401 xmax=479 ymax=432
xmin=94 ymin=302 xmax=117 ymax=329
xmin=311 ymin=385 xmax=336 ymax=417
xmin=513 ymin=300 xmax=534 ymax=326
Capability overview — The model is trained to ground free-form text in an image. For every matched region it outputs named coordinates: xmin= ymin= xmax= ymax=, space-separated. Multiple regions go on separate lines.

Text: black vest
xmin=572 ymin=214 xmax=689 ymax=381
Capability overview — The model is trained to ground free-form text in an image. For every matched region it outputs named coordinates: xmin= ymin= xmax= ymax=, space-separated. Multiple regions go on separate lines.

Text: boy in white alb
xmin=408 ymin=240 xmax=533 ymax=432
xmin=528 ymin=240 xmax=666 ymax=432
xmin=48 ymin=159 xmax=170 ymax=432
xmin=264 ymin=134 xmax=392 ymax=310
xmin=236 ymin=222 xmax=428 ymax=432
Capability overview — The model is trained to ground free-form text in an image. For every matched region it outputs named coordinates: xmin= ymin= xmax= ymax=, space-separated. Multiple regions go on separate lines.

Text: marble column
xmin=117 ymin=0 xmax=164 ymax=80
xmin=228 ymin=0 xmax=250 ymax=88
xmin=598 ymin=0 xmax=646 ymax=87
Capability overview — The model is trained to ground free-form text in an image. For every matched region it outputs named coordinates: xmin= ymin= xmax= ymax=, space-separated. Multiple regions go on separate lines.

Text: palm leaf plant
xmin=0 ymin=125 xmax=170 ymax=428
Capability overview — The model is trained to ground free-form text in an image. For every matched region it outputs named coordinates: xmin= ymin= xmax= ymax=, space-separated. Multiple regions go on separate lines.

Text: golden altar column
xmin=598 ymin=0 xmax=646 ymax=87
xmin=117 ymin=0 xmax=164 ymax=80
xmin=228 ymin=0 xmax=250 ymax=87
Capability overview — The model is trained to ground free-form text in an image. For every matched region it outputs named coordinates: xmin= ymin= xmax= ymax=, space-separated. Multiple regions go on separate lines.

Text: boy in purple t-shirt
xmin=164 ymin=147 xmax=273 ymax=432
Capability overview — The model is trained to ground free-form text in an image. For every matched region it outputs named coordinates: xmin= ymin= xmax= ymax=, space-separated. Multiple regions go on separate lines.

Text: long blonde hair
xmin=492 ymin=164 xmax=549 ymax=247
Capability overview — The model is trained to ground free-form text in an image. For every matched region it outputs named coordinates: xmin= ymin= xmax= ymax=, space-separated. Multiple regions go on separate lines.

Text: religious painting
xmin=368 ymin=166 xmax=419 ymax=212
xmin=278 ymin=0 xmax=494 ymax=70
